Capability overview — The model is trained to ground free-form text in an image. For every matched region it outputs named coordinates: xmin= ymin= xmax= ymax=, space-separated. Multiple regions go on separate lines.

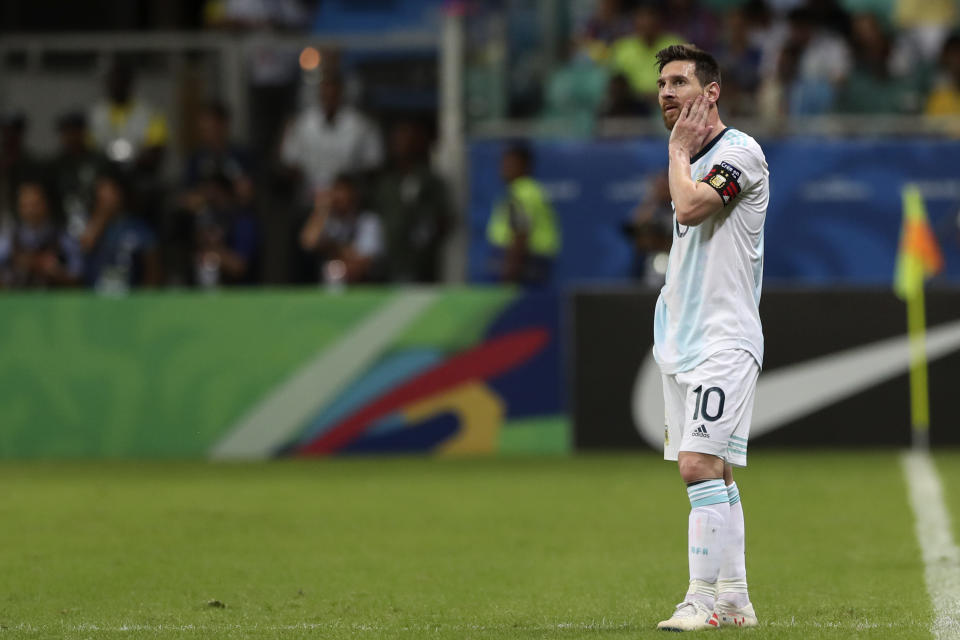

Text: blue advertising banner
xmin=467 ymin=137 xmax=960 ymax=285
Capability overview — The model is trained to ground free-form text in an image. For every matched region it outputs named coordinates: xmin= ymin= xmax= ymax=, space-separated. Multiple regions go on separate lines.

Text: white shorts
xmin=662 ymin=349 xmax=759 ymax=467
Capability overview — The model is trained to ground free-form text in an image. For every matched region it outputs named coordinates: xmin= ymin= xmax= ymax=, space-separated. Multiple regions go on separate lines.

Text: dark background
xmin=571 ymin=288 xmax=960 ymax=449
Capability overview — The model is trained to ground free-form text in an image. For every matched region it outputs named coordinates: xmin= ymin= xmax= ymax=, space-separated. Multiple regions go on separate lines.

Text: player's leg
xmin=719 ymin=463 xmax=748 ymax=605
xmin=657 ymin=366 xmax=729 ymax=631
xmin=715 ymin=464 xmax=757 ymax=627
xmin=680 ymin=452 xmax=728 ymax=608
xmin=714 ymin=351 xmax=760 ymax=628
xmin=657 ymin=451 xmax=728 ymax=631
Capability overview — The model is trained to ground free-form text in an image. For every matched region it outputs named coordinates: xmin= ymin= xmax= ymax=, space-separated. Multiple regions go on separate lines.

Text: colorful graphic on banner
xmin=286 ymin=292 xmax=564 ymax=457
xmin=0 ymin=289 xmax=567 ymax=459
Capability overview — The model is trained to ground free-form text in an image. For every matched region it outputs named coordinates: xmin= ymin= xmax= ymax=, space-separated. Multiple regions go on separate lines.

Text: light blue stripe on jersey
xmin=687 ymin=479 xmax=727 ymax=508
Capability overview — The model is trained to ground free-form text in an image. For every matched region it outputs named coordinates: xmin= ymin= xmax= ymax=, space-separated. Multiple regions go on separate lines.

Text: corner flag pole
xmin=895 ymin=184 xmax=943 ymax=451
xmin=905 ymin=277 xmax=930 ymax=451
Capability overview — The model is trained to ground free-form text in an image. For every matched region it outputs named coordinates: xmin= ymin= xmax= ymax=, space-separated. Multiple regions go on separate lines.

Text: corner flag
xmin=894 ymin=185 xmax=943 ymax=450
xmin=894 ymin=185 xmax=943 ymax=300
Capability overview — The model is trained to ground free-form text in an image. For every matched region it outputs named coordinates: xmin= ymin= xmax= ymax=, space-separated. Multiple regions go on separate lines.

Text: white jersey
xmin=653 ymin=127 xmax=768 ymax=374
xmin=280 ymin=106 xmax=383 ymax=196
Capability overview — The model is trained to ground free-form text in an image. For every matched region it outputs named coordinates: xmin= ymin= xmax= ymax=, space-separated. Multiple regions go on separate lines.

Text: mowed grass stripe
xmin=0 ymin=453 xmax=931 ymax=639
xmin=934 ymin=451 xmax=960 ymax=557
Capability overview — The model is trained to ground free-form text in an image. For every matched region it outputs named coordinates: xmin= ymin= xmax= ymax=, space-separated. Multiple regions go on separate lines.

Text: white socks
xmin=685 ymin=479 xmax=729 ymax=608
xmin=718 ymin=482 xmax=750 ymax=607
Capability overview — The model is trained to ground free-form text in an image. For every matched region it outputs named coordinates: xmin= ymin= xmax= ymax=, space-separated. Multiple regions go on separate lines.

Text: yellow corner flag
xmin=894 ymin=185 xmax=944 ymax=450
xmin=894 ymin=185 xmax=943 ymax=300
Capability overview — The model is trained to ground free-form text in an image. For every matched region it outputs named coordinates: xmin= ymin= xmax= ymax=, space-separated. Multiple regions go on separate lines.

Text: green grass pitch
xmin=0 ymin=451 xmax=956 ymax=639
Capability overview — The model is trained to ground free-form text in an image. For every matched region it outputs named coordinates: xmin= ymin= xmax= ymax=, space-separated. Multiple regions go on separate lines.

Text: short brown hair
xmin=655 ymin=44 xmax=721 ymax=89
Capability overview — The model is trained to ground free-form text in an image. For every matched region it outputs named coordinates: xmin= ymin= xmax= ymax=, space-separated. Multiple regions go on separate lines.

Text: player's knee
xmin=678 ymin=454 xmax=722 ymax=484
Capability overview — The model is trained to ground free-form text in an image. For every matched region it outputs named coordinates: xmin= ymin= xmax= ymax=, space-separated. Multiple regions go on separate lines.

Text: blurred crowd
xmin=542 ymin=0 xmax=960 ymax=132
xmin=0 ymin=59 xmax=453 ymax=291
xmin=4 ymin=0 xmax=960 ymax=291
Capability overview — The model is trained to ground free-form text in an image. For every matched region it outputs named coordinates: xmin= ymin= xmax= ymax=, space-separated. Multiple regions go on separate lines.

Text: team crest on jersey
xmin=700 ymin=161 xmax=743 ymax=206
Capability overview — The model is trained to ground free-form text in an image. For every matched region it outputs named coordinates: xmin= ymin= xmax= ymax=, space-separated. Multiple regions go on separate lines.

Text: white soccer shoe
xmin=714 ymin=600 xmax=759 ymax=628
xmin=656 ymin=599 xmax=720 ymax=631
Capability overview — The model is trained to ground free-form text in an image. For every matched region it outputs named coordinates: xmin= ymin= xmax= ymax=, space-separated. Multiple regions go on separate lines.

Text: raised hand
xmin=668 ymin=95 xmax=715 ymax=158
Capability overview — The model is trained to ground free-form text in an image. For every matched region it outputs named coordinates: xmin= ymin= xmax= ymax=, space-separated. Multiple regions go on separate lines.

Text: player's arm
xmin=668 ymin=148 xmax=723 ymax=226
xmin=667 ymin=95 xmax=723 ymax=227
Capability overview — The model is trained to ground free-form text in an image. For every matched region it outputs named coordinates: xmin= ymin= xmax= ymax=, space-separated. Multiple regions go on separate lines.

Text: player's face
xmin=657 ymin=60 xmax=704 ymax=130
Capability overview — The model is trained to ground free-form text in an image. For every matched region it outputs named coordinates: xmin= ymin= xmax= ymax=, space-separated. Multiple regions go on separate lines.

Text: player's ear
xmin=705 ymin=82 xmax=720 ymax=105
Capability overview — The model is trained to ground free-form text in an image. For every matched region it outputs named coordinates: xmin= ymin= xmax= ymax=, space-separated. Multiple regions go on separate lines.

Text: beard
xmin=661 ymin=106 xmax=679 ymax=131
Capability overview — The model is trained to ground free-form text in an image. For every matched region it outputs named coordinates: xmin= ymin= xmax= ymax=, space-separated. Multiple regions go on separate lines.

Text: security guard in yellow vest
xmin=486 ymin=144 xmax=561 ymax=285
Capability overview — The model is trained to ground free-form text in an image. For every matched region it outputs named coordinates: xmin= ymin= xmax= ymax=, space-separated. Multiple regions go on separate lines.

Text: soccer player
xmin=651 ymin=45 xmax=768 ymax=631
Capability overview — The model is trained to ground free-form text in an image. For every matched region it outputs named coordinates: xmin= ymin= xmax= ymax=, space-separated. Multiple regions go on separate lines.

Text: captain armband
xmin=699 ymin=161 xmax=743 ymax=206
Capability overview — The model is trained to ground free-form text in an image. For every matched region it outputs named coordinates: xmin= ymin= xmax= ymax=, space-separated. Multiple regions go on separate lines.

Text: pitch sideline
xmin=902 ymin=450 xmax=960 ymax=640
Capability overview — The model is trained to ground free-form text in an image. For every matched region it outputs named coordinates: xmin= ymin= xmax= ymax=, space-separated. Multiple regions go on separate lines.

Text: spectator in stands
xmin=88 ymin=62 xmax=168 ymax=168
xmin=169 ymin=102 xmax=257 ymax=283
xmin=486 ymin=144 xmax=560 ymax=287
xmin=609 ymin=3 xmax=684 ymax=105
xmin=280 ymin=69 xmax=382 ymax=207
xmin=206 ymin=0 xmax=310 ymax=160
xmin=0 ymin=112 xmax=40 ymax=225
xmin=48 ymin=111 xmax=105 ymax=240
xmin=757 ymin=42 xmax=802 ymax=123
xmin=299 ymin=173 xmax=383 ymax=285
xmin=540 ymin=39 xmax=610 ymax=136
xmin=373 ymin=120 xmax=452 ymax=283
xmin=664 ymin=0 xmax=719 ymax=52
xmin=184 ymin=102 xmax=254 ymax=202
xmin=715 ymin=7 xmax=764 ymax=116
xmin=0 ymin=180 xmax=82 ymax=289
xmin=88 ymin=63 xmax=169 ymax=230
xmin=80 ymin=170 xmax=161 ymax=290
xmin=775 ymin=7 xmax=852 ymax=114
xmin=191 ymin=172 xmax=260 ymax=287
xmin=837 ymin=12 xmax=922 ymax=114
xmin=579 ymin=0 xmax=632 ymax=62
xmin=745 ymin=0 xmax=789 ymax=81
xmin=925 ymin=33 xmax=960 ymax=117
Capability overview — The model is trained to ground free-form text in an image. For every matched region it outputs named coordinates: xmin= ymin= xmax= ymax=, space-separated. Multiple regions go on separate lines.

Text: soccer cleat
xmin=656 ymin=599 xmax=720 ymax=631
xmin=714 ymin=599 xmax=759 ymax=628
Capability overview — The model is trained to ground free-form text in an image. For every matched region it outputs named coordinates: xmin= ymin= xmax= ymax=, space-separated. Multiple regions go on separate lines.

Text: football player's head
xmin=655 ymin=44 xmax=721 ymax=130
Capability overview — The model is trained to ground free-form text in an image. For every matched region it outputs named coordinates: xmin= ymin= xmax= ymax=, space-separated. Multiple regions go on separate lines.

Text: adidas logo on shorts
xmin=691 ymin=425 xmax=710 ymax=438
